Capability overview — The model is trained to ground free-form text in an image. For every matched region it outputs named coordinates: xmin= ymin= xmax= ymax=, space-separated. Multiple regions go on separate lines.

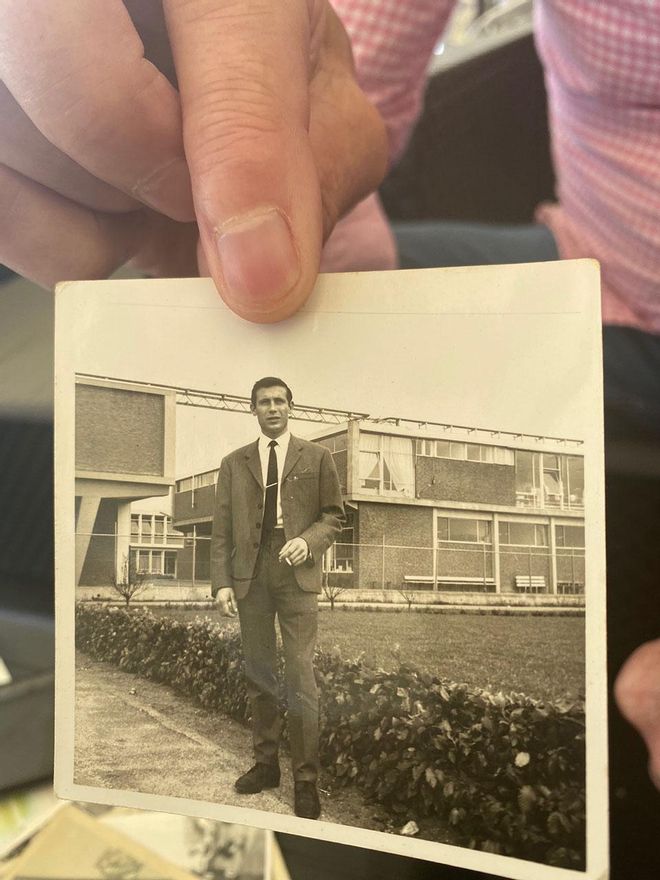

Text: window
xmin=415 ymin=438 xmax=513 ymax=464
xmin=359 ymin=434 xmax=414 ymax=497
xmin=325 ymin=512 xmax=354 ymax=572
xmin=516 ymin=451 xmax=585 ymax=509
xmin=177 ymin=477 xmax=193 ymax=493
xmin=132 ymin=549 xmax=178 ymax=576
xmin=437 ymin=516 xmax=492 ymax=544
xmin=499 ymin=521 xmax=548 ymax=547
xmin=563 ymin=456 xmax=584 ymax=509
xmin=543 ymin=454 xmax=563 ymax=507
xmin=493 ymin=447 xmax=514 ymax=465
xmin=555 ymin=524 xmax=585 ymax=548
xmin=515 ymin=450 xmax=537 ymax=504
xmin=131 ymin=514 xmax=183 ymax=546
xmin=466 ymin=443 xmax=481 ymax=461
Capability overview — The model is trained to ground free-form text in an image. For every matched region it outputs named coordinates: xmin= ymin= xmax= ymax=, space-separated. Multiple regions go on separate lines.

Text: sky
xmin=64 ymin=263 xmax=602 ymax=480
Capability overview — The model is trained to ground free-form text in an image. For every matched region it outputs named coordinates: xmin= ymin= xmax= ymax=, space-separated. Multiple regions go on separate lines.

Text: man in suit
xmin=211 ymin=377 xmax=344 ymax=820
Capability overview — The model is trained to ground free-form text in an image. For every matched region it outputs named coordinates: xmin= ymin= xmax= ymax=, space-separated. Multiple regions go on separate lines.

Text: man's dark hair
xmin=251 ymin=377 xmax=293 ymax=407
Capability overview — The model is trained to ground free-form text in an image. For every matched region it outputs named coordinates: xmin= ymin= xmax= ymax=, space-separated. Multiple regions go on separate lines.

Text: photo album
xmin=53 ymin=261 xmax=607 ymax=880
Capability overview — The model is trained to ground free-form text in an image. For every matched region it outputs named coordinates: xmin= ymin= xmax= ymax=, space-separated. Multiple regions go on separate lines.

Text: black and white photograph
xmin=54 ymin=264 xmax=607 ymax=880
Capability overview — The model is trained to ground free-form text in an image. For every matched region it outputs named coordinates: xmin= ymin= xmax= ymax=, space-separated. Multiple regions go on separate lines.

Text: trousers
xmin=237 ymin=530 xmax=319 ymax=783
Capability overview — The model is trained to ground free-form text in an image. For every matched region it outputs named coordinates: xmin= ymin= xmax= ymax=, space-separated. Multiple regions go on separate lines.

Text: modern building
xmin=173 ymin=420 xmax=585 ymax=597
xmin=75 ymin=376 xmax=178 ymax=588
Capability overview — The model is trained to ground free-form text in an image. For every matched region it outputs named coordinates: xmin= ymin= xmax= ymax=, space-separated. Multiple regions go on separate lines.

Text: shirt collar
xmin=259 ymin=430 xmax=290 ymax=454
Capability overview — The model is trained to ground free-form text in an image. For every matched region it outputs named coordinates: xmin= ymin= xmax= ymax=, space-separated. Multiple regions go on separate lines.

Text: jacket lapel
xmin=281 ymin=436 xmax=303 ymax=483
xmin=244 ymin=440 xmax=263 ymax=489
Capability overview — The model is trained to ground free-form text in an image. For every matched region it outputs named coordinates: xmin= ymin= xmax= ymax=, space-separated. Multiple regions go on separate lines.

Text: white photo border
xmin=54 ymin=264 xmax=608 ymax=880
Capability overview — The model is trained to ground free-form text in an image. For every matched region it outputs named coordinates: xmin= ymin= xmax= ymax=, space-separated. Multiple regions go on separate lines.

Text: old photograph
xmin=55 ymin=264 xmax=607 ymax=880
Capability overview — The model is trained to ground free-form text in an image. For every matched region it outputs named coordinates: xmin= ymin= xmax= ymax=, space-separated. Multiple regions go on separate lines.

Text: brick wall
xmin=174 ymin=484 xmax=215 ymax=524
xmin=499 ymin=547 xmax=553 ymax=593
xmin=416 ymin=457 xmax=515 ymax=505
xmin=356 ymin=502 xmax=433 ymax=590
xmin=76 ymin=385 xmax=165 ymax=476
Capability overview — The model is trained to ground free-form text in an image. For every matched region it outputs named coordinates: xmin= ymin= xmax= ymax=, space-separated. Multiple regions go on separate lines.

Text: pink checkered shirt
xmin=331 ymin=0 xmax=660 ymax=333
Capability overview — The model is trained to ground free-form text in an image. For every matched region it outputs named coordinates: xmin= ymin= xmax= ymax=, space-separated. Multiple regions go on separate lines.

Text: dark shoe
xmin=294 ymin=781 xmax=321 ymax=819
xmin=234 ymin=763 xmax=280 ymax=794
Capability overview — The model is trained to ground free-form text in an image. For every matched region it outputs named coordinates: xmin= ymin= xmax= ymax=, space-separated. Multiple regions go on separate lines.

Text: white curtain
xmin=383 ymin=435 xmax=414 ymax=497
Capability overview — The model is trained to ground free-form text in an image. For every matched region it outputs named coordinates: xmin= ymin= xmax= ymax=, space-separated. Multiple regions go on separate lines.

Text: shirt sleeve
xmin=332 ymin=0 xmax=458 ymax=163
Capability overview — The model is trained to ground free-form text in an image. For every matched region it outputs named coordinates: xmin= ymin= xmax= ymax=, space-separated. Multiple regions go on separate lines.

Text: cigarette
xmin=284 ymin=557 xmax=292 ymax=566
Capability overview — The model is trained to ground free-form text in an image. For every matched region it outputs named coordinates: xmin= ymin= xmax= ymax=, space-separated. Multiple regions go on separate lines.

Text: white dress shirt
xmin=258 ymin=431 xmax=290 ymax=528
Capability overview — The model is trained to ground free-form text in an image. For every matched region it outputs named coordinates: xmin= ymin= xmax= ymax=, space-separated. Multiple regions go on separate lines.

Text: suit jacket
xmin=211 ymin=435 xmax=344 ymax=599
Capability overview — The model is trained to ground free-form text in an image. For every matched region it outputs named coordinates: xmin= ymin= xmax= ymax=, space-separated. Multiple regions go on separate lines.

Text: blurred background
xmin=1 ymin=1 xmax=658 ymax=878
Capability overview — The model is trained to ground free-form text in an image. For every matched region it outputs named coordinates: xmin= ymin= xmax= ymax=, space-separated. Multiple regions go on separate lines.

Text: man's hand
xmin=0 ymin=0 xmax=387 ymax=322
xmin=215 ymin=586 xmax=237 ymax=617
xmin=279 ymin=537 xmax=309 ymax=567
xmin=614 ymin=638 xmax=660 ymax=790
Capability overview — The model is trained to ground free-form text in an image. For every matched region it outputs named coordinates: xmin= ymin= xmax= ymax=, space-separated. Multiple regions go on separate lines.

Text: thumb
xmin=163 ymin=0 xmax=321 ymax=323
xmin=614 ymin=638 xmax=660 ymax=789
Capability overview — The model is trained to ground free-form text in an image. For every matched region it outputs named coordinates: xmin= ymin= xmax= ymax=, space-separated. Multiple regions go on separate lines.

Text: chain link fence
xmin=76 ymin=532 xmax=584 ymax=597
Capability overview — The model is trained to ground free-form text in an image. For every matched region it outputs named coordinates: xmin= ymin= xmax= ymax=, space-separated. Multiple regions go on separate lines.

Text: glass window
xmin=435 ymin=439 xmax=450 ymax=458
xmin=555 ymin=524 xmax=585 ymax=548
xmin=450 ymin=442 xmax=466 ymax=460
xmin=450 ymin=518 xmax=479 ymax=542
xmin=154 ymin=517 xmax=164 ymax=539
xmin=466 ymin=443 xmax=481 ymax=461
xmin=500 ymin=521 xmax=548 ymax=546
xmin=480 ymin=445 xmax=494 ymax=463
xmin=130 ymin=516 xmax=139 ymax=538
xmin=359 ymin=433 xmax=381 ymax=491
xmin=140 ymin=517 xmax=152 ymax=541
xmin=515 ymin=451 xmax=535 ymax=492
xmin=493 ymin=447 xmax=514 ymax=465
xmin=565 ymin=456 xmax=584 ymax=508
xmin=438 ymin=517 xmax=492 ymax=543
xmin=164 ymin=551 xmax=177 ymax=575
xmin=436 ymin=517 xmax=449 ymax=541
xmin=359 ymin=434 xmax=414 ymax=496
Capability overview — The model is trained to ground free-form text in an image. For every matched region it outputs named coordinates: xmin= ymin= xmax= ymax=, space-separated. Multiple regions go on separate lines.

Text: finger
xmin=0 ymin=164 xmax=141 ymax=285
xmin=0 ymin=0 xmax=194 ymax=221
xmin=163 ymin=0 xmax=324 ymax=322
xmin=0 ymin=82 xmax=139 ymax=214
xmin=614 ymin=639 xmax=660 ymax=789
xmin=308 ymin=8 xmax=388 ymax=239
xmin=0 ymin=164 xmax=198 ymax=287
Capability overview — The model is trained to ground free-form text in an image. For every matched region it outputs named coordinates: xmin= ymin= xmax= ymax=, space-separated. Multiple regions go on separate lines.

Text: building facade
xmin=173 ymin=420 xmax=585 ymax=597
xmin=75 ymin=377 xmax=178 ymax=588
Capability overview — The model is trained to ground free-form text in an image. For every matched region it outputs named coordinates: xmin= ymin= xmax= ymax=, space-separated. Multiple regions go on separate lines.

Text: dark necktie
xmin=262 ymin=439 xmax=278 ymax=538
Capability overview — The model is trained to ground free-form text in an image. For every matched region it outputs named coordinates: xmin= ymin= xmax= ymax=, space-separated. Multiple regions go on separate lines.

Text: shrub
xmin=76 ymin=605 xmax=585 ymax=868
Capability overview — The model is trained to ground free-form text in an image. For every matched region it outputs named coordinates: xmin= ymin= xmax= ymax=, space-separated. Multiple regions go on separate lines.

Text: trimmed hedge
xmin=76 ymin=605 xmax=585 ymax=868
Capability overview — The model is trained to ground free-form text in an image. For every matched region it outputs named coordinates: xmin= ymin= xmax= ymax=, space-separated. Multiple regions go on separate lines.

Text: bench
xmin=557 ymin=581 xmax=584 ymax=595
xmin=515 ymin=575 xmax=546 ymax=593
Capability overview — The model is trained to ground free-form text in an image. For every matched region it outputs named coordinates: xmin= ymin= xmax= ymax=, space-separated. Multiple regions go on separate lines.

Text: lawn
xmin=150 ymin=607 xmax=584 ymax=704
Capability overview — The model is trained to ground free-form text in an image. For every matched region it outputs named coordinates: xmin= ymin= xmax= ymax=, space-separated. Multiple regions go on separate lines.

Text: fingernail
xmin=216 ymin=208 xmax=300 ymax=312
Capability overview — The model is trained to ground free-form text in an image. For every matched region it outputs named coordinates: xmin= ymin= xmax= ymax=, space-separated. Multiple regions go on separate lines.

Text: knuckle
xmin=184 ymin=75 xmax=285 ymax=178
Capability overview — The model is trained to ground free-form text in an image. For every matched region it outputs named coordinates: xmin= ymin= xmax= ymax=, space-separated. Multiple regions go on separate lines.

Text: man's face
xmin=251 ymin=385 xmax=292 ymax=439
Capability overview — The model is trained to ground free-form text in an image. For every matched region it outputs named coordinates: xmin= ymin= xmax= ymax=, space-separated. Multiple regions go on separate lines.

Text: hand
xmin=614 ymin=638 xmax=660 ymax=790
xmin=214 ymin=586 xmax=237 ymax=618
xmin=279 ymin=537 xmax=309 ymax=567
xmin=0 ymin=0 xmax=387 ymax=323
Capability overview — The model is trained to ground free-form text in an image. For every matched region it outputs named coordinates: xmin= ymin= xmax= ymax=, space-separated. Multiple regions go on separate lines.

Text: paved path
xmin=74 ymin=654 xmax=384 ymax=830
